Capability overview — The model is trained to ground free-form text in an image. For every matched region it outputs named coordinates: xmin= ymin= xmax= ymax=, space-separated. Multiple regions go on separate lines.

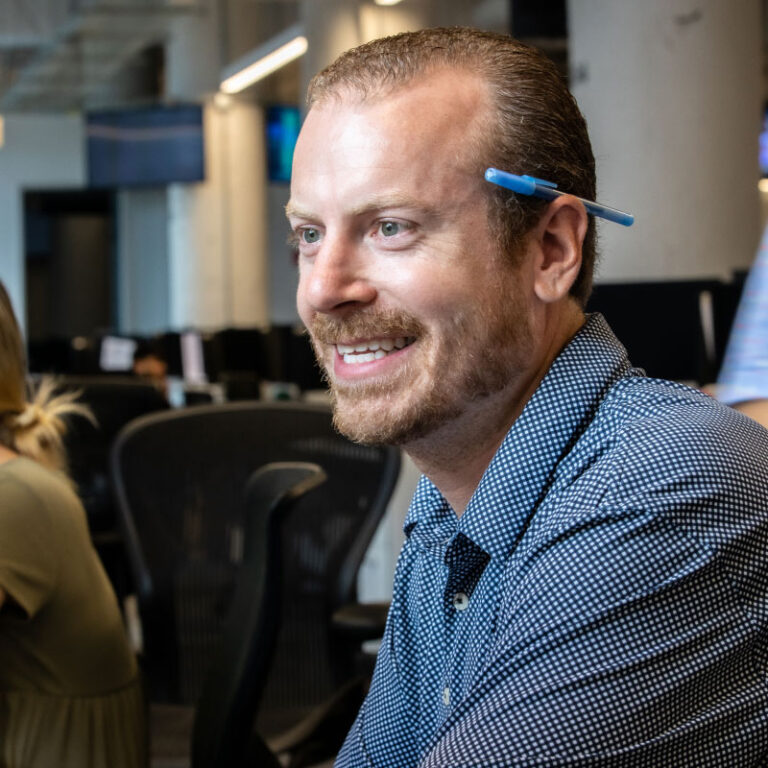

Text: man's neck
xmin=404 ymin=395 xmax=522 ymax=514
xmin=405 ymin=307 xmax=585 ymax=516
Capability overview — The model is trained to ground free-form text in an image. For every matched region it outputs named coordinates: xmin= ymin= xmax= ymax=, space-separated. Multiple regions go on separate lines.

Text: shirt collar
xmin=404 ymin=313 xmax=634 ymax=558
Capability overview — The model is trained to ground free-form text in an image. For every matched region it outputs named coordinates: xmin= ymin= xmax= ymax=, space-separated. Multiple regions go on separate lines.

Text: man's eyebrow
xmin=285 ymin=201 xmax=311 ymax=220
xmin=286 ymin=194 xmax=439 ymax=222
xmin=349 ymin=193 xmax=433 ymax=216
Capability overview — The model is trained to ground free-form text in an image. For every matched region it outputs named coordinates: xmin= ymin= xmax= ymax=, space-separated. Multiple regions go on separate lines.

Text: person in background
xmin=0 ymin=281 xmax=147 ymax=768
xmin=715 ymin=222 xmax=768 ymax=428
xmin=132 ymin=340 xmax=169 ymax=399
xmin=288 ymin=27 xmax=768 ymax=766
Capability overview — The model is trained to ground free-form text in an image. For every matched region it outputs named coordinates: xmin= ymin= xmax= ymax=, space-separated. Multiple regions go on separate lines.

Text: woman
xmin=0 ymin=282 xmax=147 ymax=768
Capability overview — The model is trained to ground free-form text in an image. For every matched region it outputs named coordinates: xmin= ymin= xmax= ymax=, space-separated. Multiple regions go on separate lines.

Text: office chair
xmin=58 ymin=375 xmax=169 ymax=525
xmin=52 ymin=375 xmax=169 ymax=599
xmin=191 ymin=461 xmax=326 ymax=768
xmin=110 ymin=401 xmax=401 ymax=761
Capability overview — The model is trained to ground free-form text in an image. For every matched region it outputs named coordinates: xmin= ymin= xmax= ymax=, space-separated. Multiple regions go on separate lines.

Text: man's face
xmin=289 ymin=69 xmax=533 ymax=445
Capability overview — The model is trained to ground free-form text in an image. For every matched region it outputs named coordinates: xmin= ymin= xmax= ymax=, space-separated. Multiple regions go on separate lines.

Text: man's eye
xmin=379 ymin=221 xmax=404 ymax=237
xmin=301 ymin=228 xmax=321 ymax=244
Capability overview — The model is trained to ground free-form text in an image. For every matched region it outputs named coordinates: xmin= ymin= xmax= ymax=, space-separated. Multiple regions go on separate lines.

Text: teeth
xmin=345 ymin=352 xmax=375 ymax=364
xmin=336 ymin=337 xmax=412 ymax=364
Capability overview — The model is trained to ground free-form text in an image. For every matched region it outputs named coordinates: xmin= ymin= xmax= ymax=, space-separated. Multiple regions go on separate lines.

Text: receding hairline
xmin=308 ymin=59 xmax=489 ymax=110
xmin=305 ymin=26 xmax=531 ymax=106
xmin=305 ymin=65 xmax=498 ymax=181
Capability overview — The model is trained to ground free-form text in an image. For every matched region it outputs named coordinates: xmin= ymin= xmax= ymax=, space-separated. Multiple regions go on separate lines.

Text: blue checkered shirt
xmin=336 ymin=313 xmax=768 ymax=767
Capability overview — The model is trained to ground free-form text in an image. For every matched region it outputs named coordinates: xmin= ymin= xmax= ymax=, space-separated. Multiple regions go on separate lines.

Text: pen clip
xmin=522 ymin=175 xmax=558 ymax=189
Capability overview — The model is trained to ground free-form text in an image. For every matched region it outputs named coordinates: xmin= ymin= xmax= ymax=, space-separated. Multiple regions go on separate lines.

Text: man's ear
xmin=531 ymin=196 xmax=588 ymax=303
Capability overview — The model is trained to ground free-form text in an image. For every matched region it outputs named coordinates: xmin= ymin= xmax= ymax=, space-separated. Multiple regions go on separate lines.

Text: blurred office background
xmin=0 ymin=0 xmax=766 ymax=600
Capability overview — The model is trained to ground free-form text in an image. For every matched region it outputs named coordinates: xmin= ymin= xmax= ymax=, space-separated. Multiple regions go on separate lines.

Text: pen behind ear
xmin=484 ymin=168 xmax=635 ymax=227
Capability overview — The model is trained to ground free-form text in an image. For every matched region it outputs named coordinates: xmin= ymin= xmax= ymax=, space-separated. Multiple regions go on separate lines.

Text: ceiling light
xmin=374 ymin=0 xmax=404 ymax=5
xmin=220 ymin=24 xmax=308 ymax=94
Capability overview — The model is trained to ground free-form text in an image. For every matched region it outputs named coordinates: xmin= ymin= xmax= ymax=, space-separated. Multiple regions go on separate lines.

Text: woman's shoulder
xmin=0 ymin=456 xmax=86 ymax=543
xmin=0 ymin=455 xmax=79 ymax=502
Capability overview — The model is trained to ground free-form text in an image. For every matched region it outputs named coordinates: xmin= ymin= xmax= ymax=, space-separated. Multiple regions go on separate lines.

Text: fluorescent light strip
xmin=374 ymin=0 xmax=404 ymax=5
xmin=221 ymin=35 xmax=307 ymax=94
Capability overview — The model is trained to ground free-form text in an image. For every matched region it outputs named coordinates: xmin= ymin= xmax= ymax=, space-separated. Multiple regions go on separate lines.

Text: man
xmin=287 ymin=27 xmax=768 ymax=767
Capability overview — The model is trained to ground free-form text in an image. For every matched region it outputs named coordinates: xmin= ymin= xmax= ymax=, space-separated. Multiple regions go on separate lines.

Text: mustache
xmin=309 ymin=310 xmax=425 ymax=343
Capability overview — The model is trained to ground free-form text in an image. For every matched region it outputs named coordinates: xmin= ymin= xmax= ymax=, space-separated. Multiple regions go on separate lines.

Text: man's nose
xmin=300 ymin=239 xmax=377 ymax=314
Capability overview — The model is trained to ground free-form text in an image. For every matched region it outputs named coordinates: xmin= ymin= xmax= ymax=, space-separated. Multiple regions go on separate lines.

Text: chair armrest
xmin=331 ymin=602 xmax=390 ymax=642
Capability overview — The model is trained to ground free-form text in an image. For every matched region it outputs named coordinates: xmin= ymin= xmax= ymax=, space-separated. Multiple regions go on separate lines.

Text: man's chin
xmin=329 ymin=388 xmax=460 ymax=447
xmin=329 ymin=391 xmax=397 ymax=445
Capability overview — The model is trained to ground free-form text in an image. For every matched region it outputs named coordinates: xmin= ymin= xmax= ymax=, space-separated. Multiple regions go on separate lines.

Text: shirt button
xmin=452 ymin=592 xmax=469 ymax=611
xmin=442 ymin=686 xmax=450 ymax=706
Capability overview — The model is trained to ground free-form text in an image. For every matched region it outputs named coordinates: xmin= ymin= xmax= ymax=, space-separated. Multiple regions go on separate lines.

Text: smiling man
xmin=288 ymin=27 xmax=768 ymax=768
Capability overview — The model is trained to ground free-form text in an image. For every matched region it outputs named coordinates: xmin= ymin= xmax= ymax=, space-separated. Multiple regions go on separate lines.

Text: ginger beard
xmin=308 ymin=276 xmax=533 ymax=446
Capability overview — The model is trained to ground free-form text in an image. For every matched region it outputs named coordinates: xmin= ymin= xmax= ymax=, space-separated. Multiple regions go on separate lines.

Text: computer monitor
xmin=86 ymin=104 xmax=205 ymax=188
xmin=266 ymin=105 xmax=301 ymax=183
xmin=586 ymin=279 xmax=728 ymax=384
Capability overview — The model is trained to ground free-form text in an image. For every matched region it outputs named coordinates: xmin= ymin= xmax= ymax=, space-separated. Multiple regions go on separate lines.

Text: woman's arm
xmin=732 ymin=398 xmax=768 ymax=429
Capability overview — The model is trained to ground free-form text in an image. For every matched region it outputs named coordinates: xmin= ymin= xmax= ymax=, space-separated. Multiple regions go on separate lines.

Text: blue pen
xmin=484 ymin=167 xmax=634 ymax=227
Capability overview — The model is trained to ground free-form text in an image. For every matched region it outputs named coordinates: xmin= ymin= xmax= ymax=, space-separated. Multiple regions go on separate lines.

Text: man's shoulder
xmin=575 ymin=374 xmax=768 ymax=509
xmin=603 ymin=375 xmax=768 ymax=457
xmin=538 ymin=374 xmax=768 ymax=521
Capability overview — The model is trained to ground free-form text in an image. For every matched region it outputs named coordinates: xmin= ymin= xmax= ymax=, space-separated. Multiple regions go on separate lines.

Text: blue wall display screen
xmin=266 ymin=105 xmax=301 ymax=183
xmin=761 ymin=122 xmax=768 ymax=177
xmin=86 ymin=104 xmax=205 ymax=188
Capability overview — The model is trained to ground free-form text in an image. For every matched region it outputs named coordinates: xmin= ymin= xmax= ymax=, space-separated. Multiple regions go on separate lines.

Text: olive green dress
xmin=0 ymin=457 xmax=147 ymax=768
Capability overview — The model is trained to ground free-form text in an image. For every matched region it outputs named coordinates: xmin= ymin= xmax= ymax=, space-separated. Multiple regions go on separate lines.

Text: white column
xmin=164 ymin=0 xmax=269 ymax=330
xmin=568 ymin=0 xmax=762 ymax=282
xmin=117 ymin=189 xmax=170 ymax=335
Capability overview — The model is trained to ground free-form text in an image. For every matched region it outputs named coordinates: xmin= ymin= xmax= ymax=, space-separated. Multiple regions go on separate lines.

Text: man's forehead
xmin=288 ymin=68 xmax=493 ymax=222
xmin=297 ymin=70 xmax=491 ymax=172
xmin=309 ymin=66 xmax=490 ymax=119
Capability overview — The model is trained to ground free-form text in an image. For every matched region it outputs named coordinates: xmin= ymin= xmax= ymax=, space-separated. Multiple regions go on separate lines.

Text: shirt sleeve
xmin=0 ymin=469 xmax=59 ymax=619
xmin=420 ymin=511 xmax=768 ymax=766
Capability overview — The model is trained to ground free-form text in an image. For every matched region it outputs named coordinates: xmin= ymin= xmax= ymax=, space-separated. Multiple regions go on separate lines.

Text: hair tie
xmin=14 ymin=403 xmax=44 ymax=430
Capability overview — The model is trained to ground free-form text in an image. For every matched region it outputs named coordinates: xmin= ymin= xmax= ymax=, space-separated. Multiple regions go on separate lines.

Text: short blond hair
xmin=0 ymin=282 xmax=93 ymax=474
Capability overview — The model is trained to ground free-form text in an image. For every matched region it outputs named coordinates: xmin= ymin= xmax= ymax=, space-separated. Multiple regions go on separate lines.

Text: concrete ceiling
xmin=0 ymin=0 xmax=511 ymax=112
xmin=0 ymin=0 xmax=205 ymax=111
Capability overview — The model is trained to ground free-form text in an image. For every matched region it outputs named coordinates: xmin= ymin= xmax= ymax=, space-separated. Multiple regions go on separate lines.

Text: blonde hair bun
xmin=13 ymin=403 xmax=46 ymax=430
xmin=10 ymin=378 xmax=94 ymax=474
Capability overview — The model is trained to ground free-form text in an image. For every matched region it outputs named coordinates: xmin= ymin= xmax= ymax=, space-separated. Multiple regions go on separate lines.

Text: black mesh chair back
xmin=111 ymin=401 xmax=401 ymax=738
xmin=191 ymin=462 xmax=326 ymax=768
xmin=45 ymin=375 xmax=169 ymax=602
xmin=55 ymin=375 xmax=170 ymax=532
